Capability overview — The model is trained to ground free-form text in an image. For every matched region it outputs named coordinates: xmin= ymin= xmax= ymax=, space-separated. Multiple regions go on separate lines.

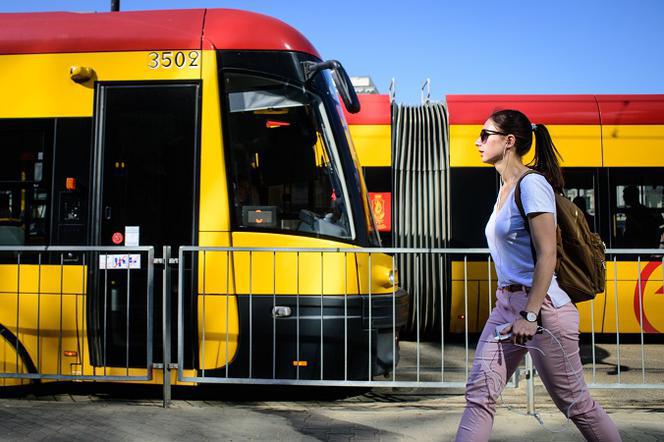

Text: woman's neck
xmin=496 ymin=155 xmax=529 ymax=186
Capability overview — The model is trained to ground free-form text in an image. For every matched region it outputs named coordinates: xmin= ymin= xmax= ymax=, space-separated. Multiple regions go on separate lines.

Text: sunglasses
xmin=479 ymin=129 xmax=508 ymax=143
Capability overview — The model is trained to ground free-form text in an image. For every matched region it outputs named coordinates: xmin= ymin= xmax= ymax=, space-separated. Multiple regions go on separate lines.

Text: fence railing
xmin=0 ymin=244 xmax=662 ymax=408
xmin=175 ymin=246 xmax=664 ymax=391
xmin=176 ymin=246 xmax=422 ymax=387
xmin=0 ymin=246 xmax=155 ymax=383
xmin=571 ymin=249 xmax=664 ymax=389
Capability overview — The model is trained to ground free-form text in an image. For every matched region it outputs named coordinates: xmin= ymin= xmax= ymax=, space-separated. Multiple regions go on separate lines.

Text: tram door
xmin=89 ymin=83 xmax=199 ymax=368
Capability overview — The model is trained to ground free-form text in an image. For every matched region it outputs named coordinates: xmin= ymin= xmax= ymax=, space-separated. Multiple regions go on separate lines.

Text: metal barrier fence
xmin=175 ymin=246 xmax=664 ymax=392
xmin=567 ymin=249 xmax=664 ymax=389
xmin=0 ymin=246 xmax=154 ymax=383
xmin=1 ymin=244 xmax=662 ymax=407
xmin=176 ymin=246 xmax=438 ymax=387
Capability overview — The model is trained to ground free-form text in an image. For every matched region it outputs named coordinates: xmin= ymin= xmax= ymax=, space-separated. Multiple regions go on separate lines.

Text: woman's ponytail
xmin=531 ymin=124 xmax=564 ymax=193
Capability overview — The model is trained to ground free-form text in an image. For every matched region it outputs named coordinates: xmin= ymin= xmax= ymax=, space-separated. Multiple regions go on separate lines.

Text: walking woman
xmin=454 ymin=110 xmax=620 ymax=441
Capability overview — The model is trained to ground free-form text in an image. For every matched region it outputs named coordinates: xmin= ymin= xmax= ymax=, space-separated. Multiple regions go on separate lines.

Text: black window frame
xmin=217 ymin=50 xmax=379 ymax=247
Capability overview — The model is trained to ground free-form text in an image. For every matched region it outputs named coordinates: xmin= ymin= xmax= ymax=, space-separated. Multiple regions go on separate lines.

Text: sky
xmin=3 ymin=0 xmax=663 ymax=104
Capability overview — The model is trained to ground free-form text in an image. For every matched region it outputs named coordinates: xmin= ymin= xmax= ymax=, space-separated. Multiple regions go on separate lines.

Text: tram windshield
xmin=223 ymin=72 xmax=354 ymax=240
xmin=319 ymin=71 xmax=381 ymax=245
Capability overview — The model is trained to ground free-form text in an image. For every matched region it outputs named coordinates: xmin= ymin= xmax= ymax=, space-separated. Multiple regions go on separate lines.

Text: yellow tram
xmin=348 ymin=93 xmax=664 ymax=335
xmin=0 ymin=9 xmax=408 ymax=387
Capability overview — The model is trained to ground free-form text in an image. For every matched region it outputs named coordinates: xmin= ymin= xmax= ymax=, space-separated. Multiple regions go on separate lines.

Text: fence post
xmin=525 ymin=353 xmax=535 ymax=415
xmin=162 ymin=246 xmax=172 ymax=408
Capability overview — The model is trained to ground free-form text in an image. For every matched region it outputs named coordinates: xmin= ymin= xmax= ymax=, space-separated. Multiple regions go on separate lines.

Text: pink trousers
xmin=455 ymin=288 xmax=621 ymax=442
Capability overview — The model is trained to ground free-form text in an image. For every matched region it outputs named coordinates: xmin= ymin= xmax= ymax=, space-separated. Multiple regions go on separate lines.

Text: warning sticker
xmin=99 ymin=254 xmax=141 ymax=270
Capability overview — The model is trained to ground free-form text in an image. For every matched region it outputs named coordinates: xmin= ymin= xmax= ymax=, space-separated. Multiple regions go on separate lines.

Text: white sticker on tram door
xmin=124 ymin=226 xmax=140 ymax=246
xmin=99 ymin=254 xmax=141 ymax=270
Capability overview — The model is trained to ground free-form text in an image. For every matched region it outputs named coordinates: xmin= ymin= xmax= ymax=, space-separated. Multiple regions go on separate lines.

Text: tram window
xmin=563 ymin=168 xmax=598 ymax=233
xmin=0 ymin=120 xmax=52 ymax=245
xmin=222 ymin=73 xmax=353 ymax=240
xmin=609 ymin=168 xmax=664 ymax=249
xmin=449 ymin=168 xmax=497 ymax=248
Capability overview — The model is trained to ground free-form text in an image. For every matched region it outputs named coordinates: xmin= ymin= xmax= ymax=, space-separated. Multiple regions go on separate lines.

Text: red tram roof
xmin=343 ymin=94 xmax=391 ymax=125
xmin=345 ymin=94 xmax=664 ymax=126
xmin=0 ymin=8 xmax=320 ymax=57
xmin=596 ymin=95 xmax=664 ymax=125
xmin=447 ymin=94 xmax=664 ymax=125
xmin=447 ymin=95 xmax=600 ymax=125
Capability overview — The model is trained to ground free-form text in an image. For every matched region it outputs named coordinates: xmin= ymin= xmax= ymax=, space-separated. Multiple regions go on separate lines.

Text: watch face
xmin=526 ymin=312 xmax=537 ymax=322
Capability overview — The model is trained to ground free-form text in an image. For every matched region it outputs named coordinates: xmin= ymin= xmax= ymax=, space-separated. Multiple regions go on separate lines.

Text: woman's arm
xmin=524 ymin=212 xmax=557 ymax=312
xmin=508 ymin=211 xmax=557 ymax=343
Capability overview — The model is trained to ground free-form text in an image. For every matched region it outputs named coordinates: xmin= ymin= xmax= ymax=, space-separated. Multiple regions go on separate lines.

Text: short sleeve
xmin=520 ymin=173 xmax=555 ymax=215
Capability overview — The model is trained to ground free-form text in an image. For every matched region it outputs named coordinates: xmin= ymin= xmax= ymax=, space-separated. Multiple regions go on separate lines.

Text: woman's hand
xmin=504 ymin=318 xmax=538 ymax=344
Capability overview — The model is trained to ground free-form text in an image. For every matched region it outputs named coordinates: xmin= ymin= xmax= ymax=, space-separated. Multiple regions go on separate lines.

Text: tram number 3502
xmin=148 ymin=51 xmax=201 ymax=69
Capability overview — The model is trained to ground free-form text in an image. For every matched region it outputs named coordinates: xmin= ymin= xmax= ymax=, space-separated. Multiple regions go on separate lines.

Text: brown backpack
xmin=515 ymin=170 xmax=606 ymax=303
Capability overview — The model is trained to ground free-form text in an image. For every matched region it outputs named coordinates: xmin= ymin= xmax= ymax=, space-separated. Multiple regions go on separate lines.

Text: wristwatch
xmin=519 ymin=310 xmax=538 ymax=322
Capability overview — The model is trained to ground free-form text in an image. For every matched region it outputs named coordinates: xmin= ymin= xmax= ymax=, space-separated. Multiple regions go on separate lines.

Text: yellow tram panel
xmin=449 ymin=124 xmax=603 ymax=168
xmin=0 ymin=51 xmax=202 ymax=118
xmin=602 ymin=125 xmax=664 ymax=167
xmin=198 ymin=295 xmax=239 ymax=370
xmin=574 ymin=293 xmax=607 ymax=333
xmin=230 ymin=232 xmax=395 ymax=296
xmin=0 ymin=291 xmax=84 ymax=378
xmin=354 ymin=251 xmax=398 ymax=296
xmin=0 ymin=264 xmax=87 ymax=294
xmin=229 ymin=250 xmax=355 ymax=296
xmin=198 ymin=50 xmax=231 ymax=233
xmin=348 ymin=125 xmax=391 ymax=167
xmin=448 ymin=260 xmax=664 ymax=334
xmin=449 ymin=260 xmax=498 ymax=282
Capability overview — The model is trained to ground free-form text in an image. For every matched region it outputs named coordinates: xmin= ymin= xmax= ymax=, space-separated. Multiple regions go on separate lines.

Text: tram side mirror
xmin=303 ymin=60 xmax=361 ymax=114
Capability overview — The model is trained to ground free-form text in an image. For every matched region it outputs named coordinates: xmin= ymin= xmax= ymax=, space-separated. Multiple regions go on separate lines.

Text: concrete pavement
xmin=0 ymin=384 xmax=663 ymax=441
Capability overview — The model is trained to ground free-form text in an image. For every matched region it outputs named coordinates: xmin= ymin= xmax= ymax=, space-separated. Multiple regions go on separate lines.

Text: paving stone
xmin=0 ymin=389 xmax=662 ymax=441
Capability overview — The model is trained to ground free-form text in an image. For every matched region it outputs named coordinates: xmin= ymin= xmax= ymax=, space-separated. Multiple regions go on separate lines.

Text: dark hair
xmin=489 ymin=109 xmax=564 ymax=192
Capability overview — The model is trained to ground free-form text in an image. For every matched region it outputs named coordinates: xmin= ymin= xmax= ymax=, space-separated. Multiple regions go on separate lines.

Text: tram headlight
xmin=374 ymin=264 xmax=397 ymax=288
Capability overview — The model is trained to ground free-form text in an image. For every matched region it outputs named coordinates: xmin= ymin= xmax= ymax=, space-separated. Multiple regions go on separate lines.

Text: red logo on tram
xmin=112 ymin=232 xmax=124 ymax=245
xmin=369 ymin=192 xmax=391 ymax=232
xmin=634 ymin=261 xmax=664 ymax=333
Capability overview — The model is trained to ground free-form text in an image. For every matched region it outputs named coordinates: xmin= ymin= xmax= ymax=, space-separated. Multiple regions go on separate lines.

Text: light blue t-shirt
xmin=485 ymin=173 xmax=571 ymax=308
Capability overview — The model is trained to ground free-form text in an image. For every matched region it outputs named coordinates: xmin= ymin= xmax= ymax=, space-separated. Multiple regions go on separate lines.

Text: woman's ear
xmin=505 ymin=134 xmax=516 ymax=150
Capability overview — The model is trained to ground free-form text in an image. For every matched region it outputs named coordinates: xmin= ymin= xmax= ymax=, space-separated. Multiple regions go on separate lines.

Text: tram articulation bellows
xmin=392 ymin=101 xmax=450 ymax=337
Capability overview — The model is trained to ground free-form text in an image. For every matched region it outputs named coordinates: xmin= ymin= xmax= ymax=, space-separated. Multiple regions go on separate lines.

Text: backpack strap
xmin=514 ymin=169 xmax=541 ymax=263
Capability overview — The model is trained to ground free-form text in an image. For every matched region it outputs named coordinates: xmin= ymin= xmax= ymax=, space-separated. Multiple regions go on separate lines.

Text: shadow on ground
xmin=254 ymin=407 xmax=403 ymax=441
xmin=579 ymin=344 xmax=630 ymax=375
xmin=0 ymin=381 xmax=374 ymax=402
